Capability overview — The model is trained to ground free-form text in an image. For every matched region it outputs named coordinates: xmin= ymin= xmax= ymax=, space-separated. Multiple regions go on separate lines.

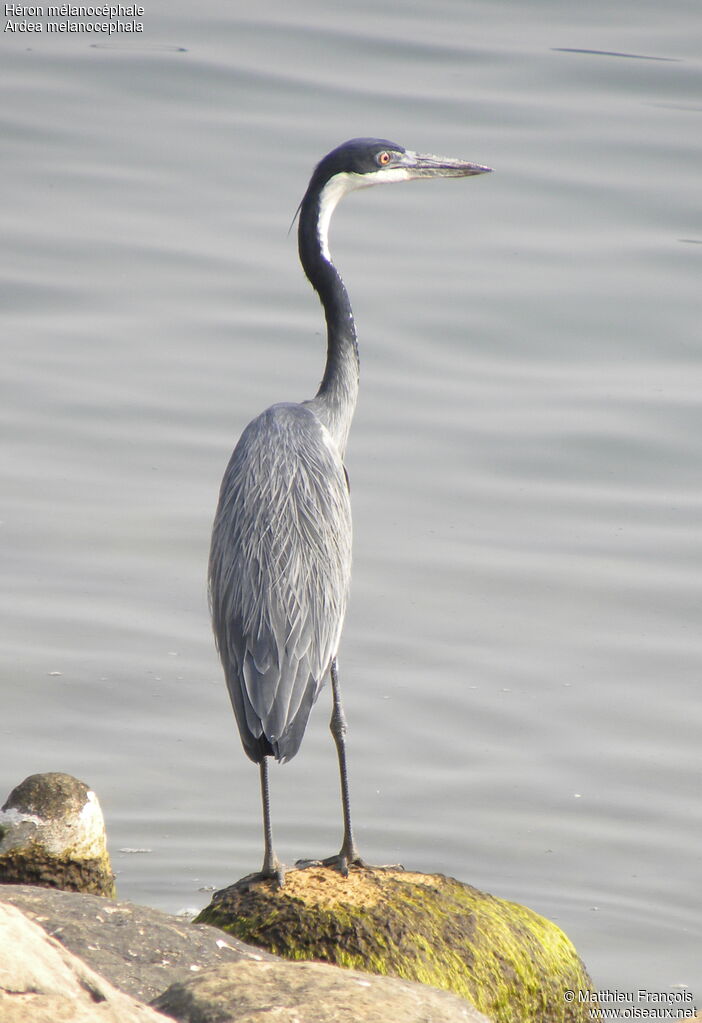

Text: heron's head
xmin=302 ymin=138 xmax=491 ymax=261
xmin=312 ymin=137 xmax=492 ymax=191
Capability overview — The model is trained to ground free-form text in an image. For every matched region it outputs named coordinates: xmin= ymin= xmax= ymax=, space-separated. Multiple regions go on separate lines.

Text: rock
xmin=0 ymin=773 xmax=115 ymax=897
xmin=0 ymin=900 xmax=168 ymax=1022
xmin=0 ymin=884 xmax=279 ymax=1003
xmin=195 ymin=865 xmax=596 ymax=1023
xmin=152 ymin=959 xmax=493 ymax=1022
xmin=1 ymin=886 xmax=490 ymax=1022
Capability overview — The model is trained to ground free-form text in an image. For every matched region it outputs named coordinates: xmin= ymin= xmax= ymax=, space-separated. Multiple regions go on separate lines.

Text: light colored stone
xmin=1 ymin=883 xmax=279 ymax=1003
xmin=0 ymin=901 xmax=168 ymax=1022
xmin=153 ymin=959 xmax=494 ymax=1022
xmin=0 ymin=775 xmax=105 ymax=860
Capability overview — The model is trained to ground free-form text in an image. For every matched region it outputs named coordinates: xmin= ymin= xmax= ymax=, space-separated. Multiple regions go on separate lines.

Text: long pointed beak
xmin=402 ymin=150 xmax=492 ymax=179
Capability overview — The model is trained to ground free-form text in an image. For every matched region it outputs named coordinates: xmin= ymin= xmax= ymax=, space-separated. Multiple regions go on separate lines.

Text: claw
xmin=294 ymin=853 xmax=404 ymax=876
xmin=239 ymin=860 xmax=286 ymax=890
xmin=322 ymin=851 xmax=356 ymax=875
xmin=294 ymin=857 xmax=323 ymax=870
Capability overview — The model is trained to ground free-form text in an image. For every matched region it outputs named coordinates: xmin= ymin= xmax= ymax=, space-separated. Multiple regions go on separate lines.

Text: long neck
xmin=298 ymin=181 xmax=360 ymax=457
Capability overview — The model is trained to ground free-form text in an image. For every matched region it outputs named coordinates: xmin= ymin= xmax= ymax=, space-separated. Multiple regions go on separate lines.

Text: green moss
xmin=195 ymin=869 xmax=595 ymax=1023
xmin=0 ymin=842 xmax=115 ymax=898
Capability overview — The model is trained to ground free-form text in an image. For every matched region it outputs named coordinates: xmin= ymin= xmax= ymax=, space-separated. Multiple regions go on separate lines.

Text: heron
xmin=209 ymin=137 xmax=492 ymax=885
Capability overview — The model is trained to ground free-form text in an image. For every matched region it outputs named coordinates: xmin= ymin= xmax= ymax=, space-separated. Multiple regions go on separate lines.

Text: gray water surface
xmin=2 ymin=0 xmax=701 ymax=996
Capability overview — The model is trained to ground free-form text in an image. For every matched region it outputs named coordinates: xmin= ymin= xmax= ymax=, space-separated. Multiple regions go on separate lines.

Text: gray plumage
xmin=209 ymin=402 xmax=351 ymax=763
xmin=208 ymin=138 xmax=491 ymax=882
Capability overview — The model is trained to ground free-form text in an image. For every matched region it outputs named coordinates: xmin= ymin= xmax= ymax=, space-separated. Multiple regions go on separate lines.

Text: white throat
xmin=316 ymin=168 xmax=413 ymax=262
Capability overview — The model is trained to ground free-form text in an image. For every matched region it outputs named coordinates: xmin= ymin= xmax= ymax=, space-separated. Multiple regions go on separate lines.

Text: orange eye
xmin=377 ymin=151 xmax=391 ymax=165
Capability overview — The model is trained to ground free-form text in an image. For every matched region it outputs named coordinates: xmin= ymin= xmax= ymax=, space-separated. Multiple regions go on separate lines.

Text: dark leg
xmin=259 ymin=757 xmax=285 ymax=886
xmin=295 ymin=658 xmax=403 ymax=875
xmin=324 ymin=657 xmax=362 ymax=874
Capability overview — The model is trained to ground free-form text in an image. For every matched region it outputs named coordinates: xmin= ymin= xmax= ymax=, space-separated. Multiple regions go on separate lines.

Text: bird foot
xmin=292 ymin=854 xmax=358 ymax=876
xmin=238 ymin=861 xmax=286 ymax=890
xmin=294 ymin=853 xmax=404 ymax=877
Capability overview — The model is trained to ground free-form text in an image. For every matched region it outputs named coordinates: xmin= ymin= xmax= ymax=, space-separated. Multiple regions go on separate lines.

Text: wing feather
xmin=209 ymin=402 xmax=352 ymax=763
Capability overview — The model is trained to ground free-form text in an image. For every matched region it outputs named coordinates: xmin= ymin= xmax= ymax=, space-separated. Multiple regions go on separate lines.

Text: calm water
xmin=2 ymin=0 xmax=701 ymax=997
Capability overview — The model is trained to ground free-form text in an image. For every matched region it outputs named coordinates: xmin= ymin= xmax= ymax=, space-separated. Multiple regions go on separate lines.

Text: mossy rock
xmin=195 ymin=866 xmax=595 ymax=1023
xmin=0 ymin=845 xmax=115 ymax=897
xmin=0 ymin=773 xmax=115 ymax=898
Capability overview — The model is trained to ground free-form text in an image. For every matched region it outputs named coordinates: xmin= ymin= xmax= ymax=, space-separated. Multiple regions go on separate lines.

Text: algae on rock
xmin=196 ymin=866 xmax=596 ymax=1023
xmin=0 ymin=773 xmax=115 ymax=898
